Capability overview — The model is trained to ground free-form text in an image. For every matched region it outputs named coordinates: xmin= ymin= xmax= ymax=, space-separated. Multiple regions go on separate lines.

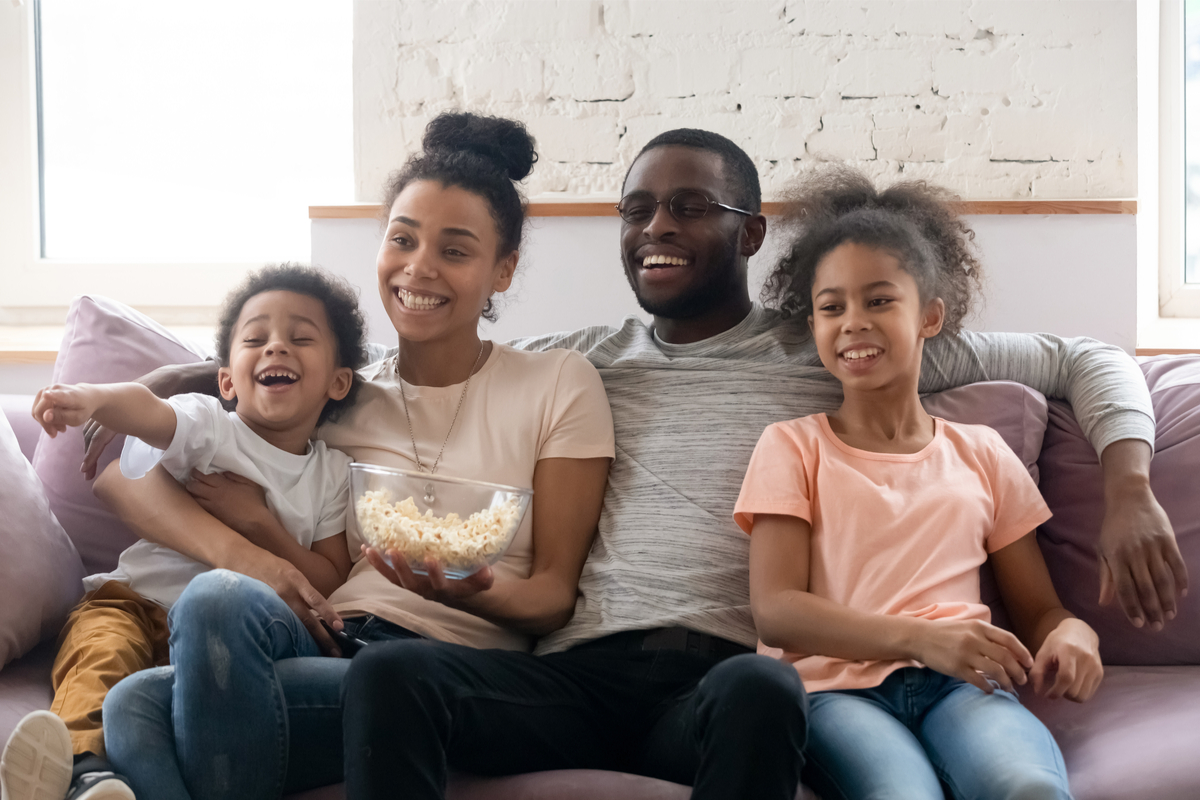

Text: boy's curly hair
xmin=762 ymin=166 xmax=984 ymax=335
xmin=215 ymin=264 xmax=368 ymax=424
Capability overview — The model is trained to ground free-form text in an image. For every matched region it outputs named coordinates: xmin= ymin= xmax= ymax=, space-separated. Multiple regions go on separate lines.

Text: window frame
xmin=0 ymin=2 xmax=267 ymax=327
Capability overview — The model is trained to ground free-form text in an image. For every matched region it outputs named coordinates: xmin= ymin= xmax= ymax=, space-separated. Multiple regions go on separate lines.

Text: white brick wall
xmin=354 ymin=0 xmax=1136 ymax=201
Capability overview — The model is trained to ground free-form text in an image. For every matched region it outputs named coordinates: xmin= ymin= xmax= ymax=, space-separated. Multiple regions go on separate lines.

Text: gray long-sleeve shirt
xmin=497 ymin=306 xmax=1154 ymax=653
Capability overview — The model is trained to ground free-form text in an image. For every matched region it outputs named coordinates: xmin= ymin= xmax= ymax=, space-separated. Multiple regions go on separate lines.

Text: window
xmin=1159 ymin=0 xmax=1200 ymax=320
xmin=0 ymin=0 xmax=352 ymax=324
xmin=1186 ymin=0 xmax=1200 ymax=285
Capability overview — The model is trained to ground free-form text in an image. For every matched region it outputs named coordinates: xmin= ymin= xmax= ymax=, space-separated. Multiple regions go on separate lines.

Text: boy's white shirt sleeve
xmin=313 ymin=449 xmax=352 ymax=542
xmin=119 ymin=394 xmax=229 ymax=481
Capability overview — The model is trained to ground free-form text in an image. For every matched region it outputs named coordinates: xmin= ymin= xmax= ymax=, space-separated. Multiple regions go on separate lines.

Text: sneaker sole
xmin=0 ymin=711 xmax=73 ymax=800
xmin=69 ymin=779 xmax=134 ymax=800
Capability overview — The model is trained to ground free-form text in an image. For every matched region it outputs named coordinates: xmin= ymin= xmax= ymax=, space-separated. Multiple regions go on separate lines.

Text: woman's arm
xmin=921 ymin=330 xmax=1184 ymax=630
xmin=989 ymin=532 xmax=1104 ymax=702
xmin=365 ymin=455 xmax=611 ymax=637
xmin=749 ymin=513 xmax=1033 ymax=694
xmin=93 ymin=461 xmax=345 ymax=653
xmin=185 ymin=470 xmax=351 ymax=596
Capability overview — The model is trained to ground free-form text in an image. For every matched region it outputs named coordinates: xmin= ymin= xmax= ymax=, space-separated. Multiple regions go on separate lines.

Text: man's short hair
xmin=627 ymin=129 xmax=761 ymax=214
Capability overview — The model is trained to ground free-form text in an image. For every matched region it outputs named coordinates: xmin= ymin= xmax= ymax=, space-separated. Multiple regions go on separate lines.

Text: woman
xmin=95 ymin=112 xmax=614 ymax=800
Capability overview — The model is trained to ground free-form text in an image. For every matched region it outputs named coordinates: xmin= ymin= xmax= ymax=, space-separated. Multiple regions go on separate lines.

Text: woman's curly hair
xmin=762 ymin=166 xmax=984 ymax=335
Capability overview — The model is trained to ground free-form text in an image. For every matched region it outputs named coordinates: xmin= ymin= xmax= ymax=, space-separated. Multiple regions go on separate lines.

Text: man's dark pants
xmin=342 ymin=634 xmax=809 ymax=799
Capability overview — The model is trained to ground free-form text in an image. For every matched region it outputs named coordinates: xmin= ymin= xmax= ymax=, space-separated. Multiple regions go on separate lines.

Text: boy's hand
xmin=32 ymin=384 xmax=100 ymax=437
xmin=186 ymin=470 xmax=270 ymax=538
xmin=1030 ymin=618 xmax=1103 ymax=702
xmin=914 ymin=618 xmax=1034 ymax=695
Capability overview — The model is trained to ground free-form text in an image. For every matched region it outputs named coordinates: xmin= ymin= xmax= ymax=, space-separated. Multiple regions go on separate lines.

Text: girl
xmin=97 ymin=112 xmax=615 ymax=800
xmin=735 ymin=168 xmax=1102 ymax=800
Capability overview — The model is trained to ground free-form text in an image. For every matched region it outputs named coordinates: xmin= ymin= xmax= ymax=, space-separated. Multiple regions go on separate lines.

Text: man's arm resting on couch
xmin=93 ymin=460 xmax=345 ymax=654
xmin=921 ymin=330 xmax=1187 ymax=631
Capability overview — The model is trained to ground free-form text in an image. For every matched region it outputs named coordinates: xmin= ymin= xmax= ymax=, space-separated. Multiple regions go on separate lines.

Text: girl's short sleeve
xmin=983 ymin=431 xmax=1053 ymax=553
xmin=537 ymin=350 xmax=615 ymax=461
xmin=733 ymin=421 xmax=814 ymax=535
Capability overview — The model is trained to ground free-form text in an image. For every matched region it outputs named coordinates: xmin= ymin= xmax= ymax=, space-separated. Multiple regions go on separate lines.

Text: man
xmin=91 ymin=130 xmax=1181 ymax=798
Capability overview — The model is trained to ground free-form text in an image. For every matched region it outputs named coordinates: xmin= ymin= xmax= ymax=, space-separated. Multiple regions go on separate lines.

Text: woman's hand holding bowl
xmin=363 ymin=544 xmax=494 ymax=606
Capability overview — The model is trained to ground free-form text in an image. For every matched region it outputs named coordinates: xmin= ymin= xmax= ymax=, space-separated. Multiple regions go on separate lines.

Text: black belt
xmin=578 ymin=627 xmax=754 ymax=661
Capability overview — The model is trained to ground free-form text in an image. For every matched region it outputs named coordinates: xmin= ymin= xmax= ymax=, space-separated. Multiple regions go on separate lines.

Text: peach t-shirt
xmin=317 ymin=343 xmax=614 ymax=652
xmin=733 ymin=413 xmax=1051 ymax=693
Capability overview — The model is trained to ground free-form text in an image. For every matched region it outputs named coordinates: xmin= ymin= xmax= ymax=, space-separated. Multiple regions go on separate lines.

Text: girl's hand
xmin=914 ymin=618 xmax=1034 ymax=694
xmin=185 ymin=470 xmax=271 ymax=538
xmin=32 ymin=384 xmax=99 ymax=437
xmin=362 ymin=545 xmax=493 ymax=607
xmin=1030 ymin=618 xmax=1103 ymax=702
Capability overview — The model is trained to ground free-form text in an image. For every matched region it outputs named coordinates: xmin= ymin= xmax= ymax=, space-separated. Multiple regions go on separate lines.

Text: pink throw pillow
xmin=0 ymin=408 xmax=86 ymax=668
xmin=1038 ymin=355 xmax=1200 ymax=665
xmin=31 ymin=296 xmax=210 ymax=575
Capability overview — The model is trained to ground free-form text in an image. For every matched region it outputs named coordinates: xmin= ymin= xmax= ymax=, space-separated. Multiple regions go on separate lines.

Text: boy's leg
xmin=51 ymin=581 xmax=169 ymax=758
xmin=636 ymin=654 xmax=808 ymax=800
xmin=167 ymin=570 xmax=324 ymax=800
xmin=920 ymin=680 xmax=1072 ymax=800
xmin=803 ymin=678 xmax=945 ymax=800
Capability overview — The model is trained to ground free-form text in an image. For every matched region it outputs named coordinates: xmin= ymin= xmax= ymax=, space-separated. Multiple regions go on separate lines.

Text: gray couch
xmin=3 ymin=355 xmax=1200 ymax=800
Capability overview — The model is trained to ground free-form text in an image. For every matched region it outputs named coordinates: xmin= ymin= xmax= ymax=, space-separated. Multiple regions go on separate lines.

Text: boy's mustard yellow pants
xmin=50 ymin=580 xmax=170 ymax=757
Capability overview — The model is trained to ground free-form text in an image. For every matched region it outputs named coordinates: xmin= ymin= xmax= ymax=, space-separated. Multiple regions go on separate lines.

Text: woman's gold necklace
xmin=398 ymin=340 xmax=486 ymax=503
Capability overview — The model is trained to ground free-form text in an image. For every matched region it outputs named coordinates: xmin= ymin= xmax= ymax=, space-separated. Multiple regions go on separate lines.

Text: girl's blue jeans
xmin=806 ymin=667 xmax=1072 ymax=800
xmin=101 ymin=569 xmax=414 ymax=800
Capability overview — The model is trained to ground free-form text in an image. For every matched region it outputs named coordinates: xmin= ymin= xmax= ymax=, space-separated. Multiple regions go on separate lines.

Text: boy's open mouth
xmin=256 ymin=369 xmax=299 ymax=387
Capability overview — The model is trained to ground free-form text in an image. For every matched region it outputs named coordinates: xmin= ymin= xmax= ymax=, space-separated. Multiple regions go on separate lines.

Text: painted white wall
xmin=354 ymin=0 xmax=1136 ymax=202
xmin=311 ymin=213 xmax=1137 ymax=352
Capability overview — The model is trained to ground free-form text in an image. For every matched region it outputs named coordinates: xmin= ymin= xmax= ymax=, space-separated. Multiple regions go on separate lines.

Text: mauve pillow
xmin=31 ymin=296 xmax=210 ymax=576
xmin=0 ymin=408 xmax=86 ymax=669
xmin=1037 ymin=355 xmax=1200 ymax=665
xmin=921 ymin=380 xmax=1050 ymax=631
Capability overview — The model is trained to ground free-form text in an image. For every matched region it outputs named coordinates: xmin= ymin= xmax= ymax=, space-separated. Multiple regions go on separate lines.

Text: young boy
xmin=0 ymin=264 xmax=367 ymax=800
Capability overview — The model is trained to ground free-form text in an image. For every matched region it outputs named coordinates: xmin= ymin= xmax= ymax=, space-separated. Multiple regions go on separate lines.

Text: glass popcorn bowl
xmin=350 ymin=463 xmax=533 ymax=580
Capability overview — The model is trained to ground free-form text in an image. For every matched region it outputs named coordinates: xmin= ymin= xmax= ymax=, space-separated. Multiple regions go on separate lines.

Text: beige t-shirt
xmin=318 ymin=342 xmax=614 ymax=652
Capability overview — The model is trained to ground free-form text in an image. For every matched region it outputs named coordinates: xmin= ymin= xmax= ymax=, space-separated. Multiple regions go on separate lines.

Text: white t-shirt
xmin=83 ymin=393 xmax=352 ymax=608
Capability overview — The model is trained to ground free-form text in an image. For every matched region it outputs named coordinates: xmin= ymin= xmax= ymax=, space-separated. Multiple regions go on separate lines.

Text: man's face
xmin=619 ymin=146 xmax=747 ymax=319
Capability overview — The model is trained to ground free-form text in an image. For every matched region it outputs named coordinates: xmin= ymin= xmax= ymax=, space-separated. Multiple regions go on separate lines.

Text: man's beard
xmin=624 ymin=235 xmax=742 ymax=320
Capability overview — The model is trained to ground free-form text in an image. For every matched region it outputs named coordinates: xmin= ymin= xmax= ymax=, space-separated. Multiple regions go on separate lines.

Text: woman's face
xmin=377 ymin=180 xmax=517 ymax=345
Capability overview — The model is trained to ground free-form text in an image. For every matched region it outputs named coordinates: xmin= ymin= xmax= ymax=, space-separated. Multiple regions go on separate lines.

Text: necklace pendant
xmin=423 ymin=482 xmax=436 ymax=504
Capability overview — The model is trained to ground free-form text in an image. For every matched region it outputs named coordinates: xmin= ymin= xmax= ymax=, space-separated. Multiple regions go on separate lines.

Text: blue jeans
xmin=102 ymin=570 xmax=416 ymax=800
xmin=806 ymin=667 xmax=1071 ymax=800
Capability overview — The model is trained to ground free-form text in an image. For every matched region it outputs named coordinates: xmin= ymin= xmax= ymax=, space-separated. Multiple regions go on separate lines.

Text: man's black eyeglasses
xmin=615 ymin=191 xmax=753 ymax=225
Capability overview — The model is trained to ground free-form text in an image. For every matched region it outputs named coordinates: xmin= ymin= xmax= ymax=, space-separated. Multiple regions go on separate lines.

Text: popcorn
xmin=356 ymin=489 xmax=523 ymax=573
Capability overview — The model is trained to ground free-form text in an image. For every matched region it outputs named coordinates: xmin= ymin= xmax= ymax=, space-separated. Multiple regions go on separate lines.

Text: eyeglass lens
xmin=617 ymin=191 xmax=715 ymax=224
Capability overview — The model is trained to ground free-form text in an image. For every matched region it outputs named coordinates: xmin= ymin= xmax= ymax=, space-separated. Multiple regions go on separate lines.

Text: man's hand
xmin=1030 ymin=618 xmax=1103 ymax=702
xmin=1098 ymin=480 xmax=1187 ymax=630
xmin=362 ymin=545 xmax=493 ymax=608
xmin=186 ymin=470 xmax=270 ymax=539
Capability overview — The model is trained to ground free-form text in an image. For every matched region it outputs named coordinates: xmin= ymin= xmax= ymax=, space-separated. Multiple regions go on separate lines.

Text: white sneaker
xmin=0 ymin=711 xmax=73 ymax=800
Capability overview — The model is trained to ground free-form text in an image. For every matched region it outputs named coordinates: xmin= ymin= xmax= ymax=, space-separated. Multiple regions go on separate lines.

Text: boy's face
xmin=808 ymin=242 xmax=944 ymax=394
xmin=218 ymin=290 xmax=352 ymax=437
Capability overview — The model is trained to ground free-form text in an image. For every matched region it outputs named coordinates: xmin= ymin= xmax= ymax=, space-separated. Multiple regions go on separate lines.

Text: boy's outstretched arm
xmin=749 ymin=513 xmax=1034 ymax=696
xmin=33 ymin=382 xmax=176 ymax=450
xmin=80 ymin=359 xmax=221 ymax=479
xmin=990 ymin=532 xmax=1104 ymax=703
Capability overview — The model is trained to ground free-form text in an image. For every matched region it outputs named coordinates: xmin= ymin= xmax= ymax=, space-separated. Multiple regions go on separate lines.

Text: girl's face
xmin=808 ymin=242 xmax=944 ymax=393
xmin=377 ymin=180 xmax=517 ymax=346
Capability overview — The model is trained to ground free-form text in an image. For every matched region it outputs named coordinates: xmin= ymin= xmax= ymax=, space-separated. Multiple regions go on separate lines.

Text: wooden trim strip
xmin=1135 ymin=348 xmax=1200 ymax=356
xmin=311 ymin=199 xmax=1136 ymax=219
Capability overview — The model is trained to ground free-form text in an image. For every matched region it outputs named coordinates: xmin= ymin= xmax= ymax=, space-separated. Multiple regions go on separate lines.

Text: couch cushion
xmin=31 ymin=296 xmax=209 ymax=575
xmin=0 ymin=407 xmax=84 ymax=669
xmin=1 ymin=395 xmax=41 ymax=460
xmin=1037 ymin=355 xmax=1200 ymax=665
xmin=0 ymin=643 xmax=56 ymax=743
xmin=1025 ymin=665 xmax=1200 ymax=800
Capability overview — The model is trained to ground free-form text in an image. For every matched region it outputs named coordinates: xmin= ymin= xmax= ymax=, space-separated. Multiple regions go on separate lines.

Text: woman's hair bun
xmin=422 ymin=112 xmax=538 ymax=183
